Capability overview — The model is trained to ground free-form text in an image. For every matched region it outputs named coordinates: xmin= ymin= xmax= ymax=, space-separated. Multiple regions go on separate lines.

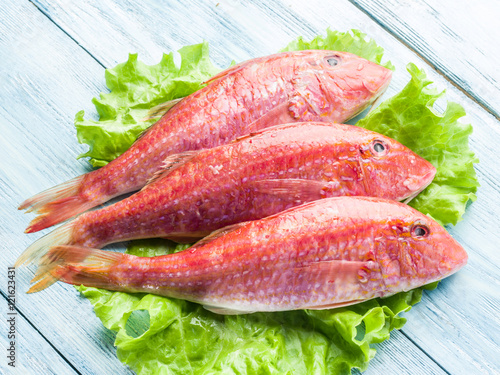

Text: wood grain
xmin=0 ymin=1 xmax=132 ymax=374
xmin=1 ymin=0 xmax=498 ymax=374
xmin=0 ymin=303 xmax=77 ymax=375
xmin=351 ymin=0 xmax=500 ymax=119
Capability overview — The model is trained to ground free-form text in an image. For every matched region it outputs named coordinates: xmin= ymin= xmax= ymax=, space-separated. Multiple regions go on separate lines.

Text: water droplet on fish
xmin=357 ymin=63 xmax=364 ymax=71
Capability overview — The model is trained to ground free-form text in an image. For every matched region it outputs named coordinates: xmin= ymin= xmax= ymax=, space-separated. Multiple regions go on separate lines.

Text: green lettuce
xmin=356 ymin=63 xmax=479 ymax=225
xmin=75 ymin=29 xmax=392 ymax=167
xmin=75 ymin=43 xmax=220 ymax=167
xmin=281 ymin=28 xmax=394 ymax=71
xmin=74 ymin=29 xmax=478 ymax=374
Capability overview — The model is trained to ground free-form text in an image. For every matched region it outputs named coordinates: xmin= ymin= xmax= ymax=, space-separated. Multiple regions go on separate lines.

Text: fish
xmin=15 ymin=122 xmax=436 ymax=267
xmin=25 ymin=196 xmax=467 ymax=315
xmin=19 ymin=50 xmax=392 ymax=233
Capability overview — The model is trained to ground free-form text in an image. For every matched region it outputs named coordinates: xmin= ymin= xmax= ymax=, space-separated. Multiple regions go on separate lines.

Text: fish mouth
xmin=366 ymin=70 xmax=392 ymax=114
xmin=402 ymin=169 xmax=436 ymax=204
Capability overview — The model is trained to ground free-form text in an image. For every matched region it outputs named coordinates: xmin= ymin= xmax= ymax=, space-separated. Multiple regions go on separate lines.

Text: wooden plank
xmin=401 ymin=163 xmax=500 ymax=374
xmin=354 ymin=329 xmax=448 ymax=375
xmin=0 ymin=294 xmax=76 ymax=374
xmin=0 ymin=1 xmax=132 ymax=374
xmin=3 ymin=0 xmax=499 ymax=374
xmin=351 ymin=0 xmax=500 ymax=118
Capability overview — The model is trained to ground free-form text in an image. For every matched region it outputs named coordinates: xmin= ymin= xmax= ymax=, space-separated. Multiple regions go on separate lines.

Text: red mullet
xmin=16 ymin=123 xmax=435 ymax=268
xmin=26 ymin=197 xmax=467 ymax=315
xmin=19 ymin=51 xmax=392 ymax=233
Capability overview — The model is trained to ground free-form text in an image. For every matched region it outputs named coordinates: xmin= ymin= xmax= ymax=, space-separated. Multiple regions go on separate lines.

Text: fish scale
xmin=19 ymin=50 xmax=392 ymax=233
xmin=27 ymin=197 xmax=467 ymax=314
xmin=16 ymin=122 xmax=436 ymax=268
xmin=73 ymin=126 xmax=362 ymax=245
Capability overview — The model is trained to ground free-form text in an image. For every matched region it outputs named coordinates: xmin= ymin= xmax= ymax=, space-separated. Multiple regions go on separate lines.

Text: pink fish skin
xmin=16 ymin=122 xmax=435 ymax=267
xmin=26 ymin=197 xmax=467 ymax=314
xmin=19 ymin=50 xmax=392 ymax=233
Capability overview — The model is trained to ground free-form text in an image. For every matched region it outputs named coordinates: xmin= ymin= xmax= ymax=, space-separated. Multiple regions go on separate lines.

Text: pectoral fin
xmin=295 ymin=259 xmax=372 ymax=278
xmin=250 ymin=179 xmax=337 ymax=202
xmin=189 ymin=221 xmax=251 ymax=250
xmin=203 ymin=305 xmax=256 ymax=315
xmin=143 ymin=97 xmax=185 ymax=121
xmin=142 ymin=151 xmax=200 ymax=188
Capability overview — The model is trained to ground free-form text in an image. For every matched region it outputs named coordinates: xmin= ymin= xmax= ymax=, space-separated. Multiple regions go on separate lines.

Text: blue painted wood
xmin=0 ymin=302 xmax=76 ymax=375
xmin=0 ymin=1 xmax=132 ymax=374
xmin=351 ymin=0 xmax=500 ymax=119
xmin=1 ymin=0 xmax=499 ymax=374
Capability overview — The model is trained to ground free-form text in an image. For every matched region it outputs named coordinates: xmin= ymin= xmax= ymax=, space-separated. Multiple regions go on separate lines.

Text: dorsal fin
xmin=189 ymin=221 xmax=251 ymax=250
xmin=142 ymin=151 xmax=199 ymax=189
xmin=230 ymin=131 xmax=261 ymax=143
xmin=202 ymin=60 xmax=248 ymax=85
xmin=142 ymin=97 xmax=185 ymax=121
xmin=249 ymin=178 xmax=337 ymax=201
xmin=229 ymin=123 xmax=299 ymax=144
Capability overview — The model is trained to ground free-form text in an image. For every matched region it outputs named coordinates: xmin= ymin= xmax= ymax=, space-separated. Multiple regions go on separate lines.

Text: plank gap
xmin=28 ymin=0 xmax=108 ymax=70
xmin=347 ymin=0 xmax=500 ymax=121
xmin=0 ymin=289 xmax=82 ymax=375
xmin=400 ymin=329 xmax=452 ymax=375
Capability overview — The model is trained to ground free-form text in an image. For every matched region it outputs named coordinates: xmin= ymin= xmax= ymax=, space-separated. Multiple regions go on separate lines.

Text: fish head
xmin=377 ymin=207 xmax=468 ymax=292
xmin=358 ymin=132 xmax=436 ymax=202
xmin=300 ymin=51 xmax=393 ymax=120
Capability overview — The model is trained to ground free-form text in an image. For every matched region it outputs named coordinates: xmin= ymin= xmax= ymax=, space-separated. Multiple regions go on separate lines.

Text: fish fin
xmin=305 ymin=299 xmax=368 ymax=310
xmin=189 ymin=222 xmax=251 ymax=250
xmin=231 ymin=132 xmax=261 ymax=143
xmin=202 ymin=59 xmax=250 ymax=85
xmin=19 ymin=175 xmax=94 ymax=233
xmin=15 ymin=220 xmax=75 ymax=267
xmin=250 ymin=179 xmax=335 ymax=201
xmin=142 ymin=97 xmax=184 ymax=121
xmin=230 ymin=123 xmax=302 ymax=144
xmin=295 ymin=259 xmax=371 ymax=272
xmin=142 ymin=151 xmax=200 ymax=188
xmin=203 ymin=305 xmax=256 ymax=315
xmin=295 ymin=259 xmax=375 ymax=289
xmin=245 ymin=102 xmax=292 ymax=134
xmin=27 ymin=245 xmax=125 ymax=293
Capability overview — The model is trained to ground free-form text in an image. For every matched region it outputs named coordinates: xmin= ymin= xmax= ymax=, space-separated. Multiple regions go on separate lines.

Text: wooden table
xmin=1 ymin=1 xmax=499 ymax=374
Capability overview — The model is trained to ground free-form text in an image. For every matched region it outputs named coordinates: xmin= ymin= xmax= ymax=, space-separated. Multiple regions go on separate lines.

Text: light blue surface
xmin=1 ymin=1 xmax=499 ymax=374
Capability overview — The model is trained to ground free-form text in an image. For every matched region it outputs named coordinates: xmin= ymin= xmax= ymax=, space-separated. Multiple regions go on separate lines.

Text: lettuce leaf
xmin=281 ymin=28 xmax=394 ymax=71
xmin=74 ymin=29 xmax=478 ymax=374
xmin=75 ymin=43 xmax=220 ymax=167
xmin=75 ymin=29 xmax=391 ymax=167
xmin=356 ymin=63 xmax=479 ymax=226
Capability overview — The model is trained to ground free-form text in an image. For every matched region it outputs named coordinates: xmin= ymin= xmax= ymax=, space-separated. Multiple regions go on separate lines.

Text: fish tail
xmin=27 ymin=246 xmax=125 ymax=293
xmin=19 ymin=175 xmax=96 ymax=233
xmin=15 ymin=221 xmax=75 ymax=268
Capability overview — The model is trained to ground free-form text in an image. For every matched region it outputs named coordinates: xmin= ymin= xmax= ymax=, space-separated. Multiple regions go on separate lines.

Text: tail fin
xmin=19 ymin=175 xmax=94 ymax=233
xmin=15 ymin=221 xmax=75 ymax=267
xmin=27 ymin=246 xmax=125 ymax=293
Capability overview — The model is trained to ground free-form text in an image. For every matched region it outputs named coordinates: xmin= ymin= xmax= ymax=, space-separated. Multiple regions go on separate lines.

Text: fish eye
xmin=370 ymin=140 xmax=388 ymax=155
xmin=325 ymin=55 xmax=341 ymax=67
xmin=411 ymin=224 xmax=430 ymax=238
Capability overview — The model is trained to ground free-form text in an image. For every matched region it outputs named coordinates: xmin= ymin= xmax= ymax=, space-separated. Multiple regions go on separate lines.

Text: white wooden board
xmin=0 ymin=0 xmax=498 ymax=374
